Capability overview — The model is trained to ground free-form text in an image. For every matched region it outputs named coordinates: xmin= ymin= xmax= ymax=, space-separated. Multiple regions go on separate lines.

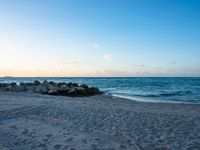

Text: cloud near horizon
xmin=93 ymin=43 xmax=99 ymax=48
xmin=103 ymin=54 xmax=112 ymax=61
xmin=57 ymin=60 xmax=80 ymax=65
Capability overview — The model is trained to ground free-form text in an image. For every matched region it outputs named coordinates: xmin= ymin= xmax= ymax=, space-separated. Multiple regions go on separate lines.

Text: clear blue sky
xmin=0 ymin=0 xmax=199 ymax=77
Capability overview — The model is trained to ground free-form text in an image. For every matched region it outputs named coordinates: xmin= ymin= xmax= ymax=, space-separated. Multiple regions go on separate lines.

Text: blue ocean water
xmin=0 ymin=77 xmax=200 ymax=103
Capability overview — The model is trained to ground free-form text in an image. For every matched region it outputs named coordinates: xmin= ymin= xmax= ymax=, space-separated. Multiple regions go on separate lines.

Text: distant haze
xmin=0 ymin=0 xmax=199 ymax=77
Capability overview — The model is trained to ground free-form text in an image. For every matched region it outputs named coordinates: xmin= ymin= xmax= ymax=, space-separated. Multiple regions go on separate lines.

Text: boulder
xmin=3 ymin=82 xmax=17 ymax=91
xmin=26 ymin=85 xmax=36 ymax=92
xmin=20 ymin=82 xmax=26 ymax=86
xmin=10 ymin=82 xmax=17 ymax=87
xmin=57 ymin=82 xmax=66 ymax=87
xmin=80 ymin=84 xmax=89 ymax=89
xmin=0 ymin=83 xmax=10 ymax=91
xmin=6 ymin=85 xmax=13 ymax=91
xmin=26 ymin=83 xmax=34 ymax=86
xmin=72 ymin=83 xmax=78 ymax=87
xmin=86 ymin=87 xmax=101 ymax=96
xmin=34 ymin=80 xmax=41 ymax=86
xmin=48 ymin=89 xmax=59 ymax=95
xmin=12 ymin=85 xmax=26 ymax=92
xmin=34 ymin=85 xmax=48 ymax=93
xmin=48 ymin=85 xmax=59 ymax=90
xmin=67 ymin=82 xmax=73 ymax=87
xmin=42 ymin=80 xmax=49 ymax=86
xmin=46 ymin=85 xmax=59 ymax=95
xmin=76 ymin=87 xmax=86 ymax=96
xmin=49 ymin=81 xmax=57 ymax=86
xmin=58 ymin=84 xmax=70 ymax=92
xmin=67 ymin=88 xmax=77 ymax=97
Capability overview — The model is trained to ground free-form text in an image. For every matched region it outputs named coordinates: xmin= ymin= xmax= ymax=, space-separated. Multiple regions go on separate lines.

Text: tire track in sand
xmin=0 ymin=105 xmax=48 ymax=121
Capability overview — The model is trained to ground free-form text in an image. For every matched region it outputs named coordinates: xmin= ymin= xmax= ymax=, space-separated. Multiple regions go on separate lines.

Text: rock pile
xmin=0 ymin=81 xmax=102 ymax=97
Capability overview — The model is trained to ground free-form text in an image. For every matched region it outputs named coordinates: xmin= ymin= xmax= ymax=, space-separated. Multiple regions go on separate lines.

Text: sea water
xmin=1 ymin=77 xmax=200 ymax=103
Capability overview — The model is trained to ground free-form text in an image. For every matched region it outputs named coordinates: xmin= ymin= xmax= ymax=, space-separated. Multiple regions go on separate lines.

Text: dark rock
xmin=80 ymin=84 xmax=88 ymax=89
xmin=13 ymin=85 xmax=26 ymax=92
xmin=57 ymin=82 xmax=66 ymax=87
xmin=34 ymin=85 xmax=48 ymax=93
xmin=42 ymin=80 xmax=49 ymax=86
xmin=49 ymin=81 xmax=57 ymax=86
xmin=6 ymin=85 xmax=13 ymax=91
xmin=20 ymin=82 xmax=26 ymax=86
xmin=26 ymin=83 xmax=34 ymax=86
xmin=58 ymin=84 xmax=70 ymax=92
xmin=34 ymin=80 xmax=41 ymax=85
xmin=48 ymin=89 xmax=59 ymax=95
xmin=10 ymin=82 xmax=17 ymax=87
xmin=67 ymin=82 xmax=78 ymax=88
xmin=67 ymin=88 xmax=77 ymax=97
xmin=0 ymin=83 xmax=10 ymax=91
xmin=26 ymin=85 xmax=35 ymax=91
xmin=76 ymin=87 xmax=86 ymax=96
xmin=47 ymin=85 xmax=59 ymax=95
xmin=72 ymin=83 xmax=78 ymax=87
xmin=67 ymin=82 xmax=73 ymax=87
xmin=86 ymin=87 xmax=101 ymax=96
xmin=0 ymin=83 xmax=7 ymax=87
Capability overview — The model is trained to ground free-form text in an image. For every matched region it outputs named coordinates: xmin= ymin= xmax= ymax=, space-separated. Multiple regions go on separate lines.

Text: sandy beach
xmin=0 ymin=92 xmax=200 ymax=150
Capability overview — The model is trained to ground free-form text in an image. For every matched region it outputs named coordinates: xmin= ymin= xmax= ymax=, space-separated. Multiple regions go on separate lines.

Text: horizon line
xmin=1 ymin=76 xmax=200 ymax=78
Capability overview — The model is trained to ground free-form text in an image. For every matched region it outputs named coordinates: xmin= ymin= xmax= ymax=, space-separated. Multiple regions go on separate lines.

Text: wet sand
xmin=0 ymin=92 xmax=200 ymax=150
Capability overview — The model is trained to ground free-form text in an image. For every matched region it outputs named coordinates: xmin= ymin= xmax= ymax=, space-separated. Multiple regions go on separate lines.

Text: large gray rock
xmin=12 ymin=85 xmax=26 ymax=92
xmin=67 ymin=88 xmax=77 ymax=97
xmin=0 ymin=83 xmax=12 ymax=91
xmin=26 ymin=85 xmax=36 ymax=92
xmin=34 ymin=80 xmax=41 ymax=86
xmin=86 ymin=87 xmax=101 ymax=96
xmin=47 ymin=85 xmax=59 ymax=95
xmin=76 ymin=87 xmax=86 ymax=96
xmin=6 ymin=85 xmax=13 ymax=91
xmin=34 ymin=85 xmax=48 ymax=93
xmin=10 ymin=82 xmax=17 ymax=87
xmin=20 ymin=82 xmax=28 ymax=87
xmin=80 ymin=84 xmax=89 ymax=89
xmin=67 ymin=82 xmax=78 ymax=88
xmin=48 ymin=89 xmax=59 ymax=95
xmin=49 ymin=81 xmax=57 ymax=86
xmin=58 ymin=84 xmax=70 ymax=92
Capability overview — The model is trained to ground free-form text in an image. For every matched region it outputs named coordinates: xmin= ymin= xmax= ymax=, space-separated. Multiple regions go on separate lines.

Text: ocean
xmin=1 ymin=77 xmax=200 ymax=103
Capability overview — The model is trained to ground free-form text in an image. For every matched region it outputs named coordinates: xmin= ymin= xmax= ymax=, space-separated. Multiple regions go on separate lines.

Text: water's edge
xmin=110 ymin=93 xmax=200 ymax=105
xmin=1 ymin=77 xmax=200 ymax=104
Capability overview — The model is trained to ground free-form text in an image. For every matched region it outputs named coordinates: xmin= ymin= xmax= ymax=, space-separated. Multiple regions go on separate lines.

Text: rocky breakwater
xmin=0 ymin=81 xmax=102 ymax=97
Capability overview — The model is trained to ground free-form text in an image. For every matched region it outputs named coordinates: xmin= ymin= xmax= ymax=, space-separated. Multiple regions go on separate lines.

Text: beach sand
xmin=0 ymin=92 xmax=200 ymax=150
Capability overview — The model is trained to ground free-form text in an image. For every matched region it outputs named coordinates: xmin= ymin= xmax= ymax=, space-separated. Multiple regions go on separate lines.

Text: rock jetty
xmin=0 ymin=81 xmax=101 ymax=97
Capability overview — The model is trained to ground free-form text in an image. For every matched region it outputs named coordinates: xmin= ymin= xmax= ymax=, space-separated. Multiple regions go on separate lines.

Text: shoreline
xmin=110 ymin=93 xmax=200 ymax=105
xmin=0 ymin=92 xmax=200 ymax=149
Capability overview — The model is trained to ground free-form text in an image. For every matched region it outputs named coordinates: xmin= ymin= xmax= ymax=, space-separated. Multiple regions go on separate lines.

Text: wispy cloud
xmin=58 ymin=60 xmax=80 ymax=65
xmin=103 ymin=54 xmax=112 ymax=61
xmin=123 ymin=64 xmax=146 ymax=68
xmin=93 ymin=43 xmax=99 ymax=48
xmin=169 ymin=62 xmax=177 ymax=65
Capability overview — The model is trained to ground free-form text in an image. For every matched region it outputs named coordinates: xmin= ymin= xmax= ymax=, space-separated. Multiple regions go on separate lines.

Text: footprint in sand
xmin=66 ymin=137 xmax=74 ymax=142
xmin=21 ymin=129 xmax=29 ymax=135
xmin=53 ymin=144 xmax=62 ymax=149
xmin=94 ymin=137 xmax=101 ymax=142
xmin=81 ymin=139 xmax=87 ymax=144
xmin=46 ymin=134 xmax=53 ymax=137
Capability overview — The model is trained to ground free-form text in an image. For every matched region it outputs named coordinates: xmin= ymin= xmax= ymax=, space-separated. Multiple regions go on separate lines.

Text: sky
xmin=0 ymin=0 xmax=199 ymax=77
